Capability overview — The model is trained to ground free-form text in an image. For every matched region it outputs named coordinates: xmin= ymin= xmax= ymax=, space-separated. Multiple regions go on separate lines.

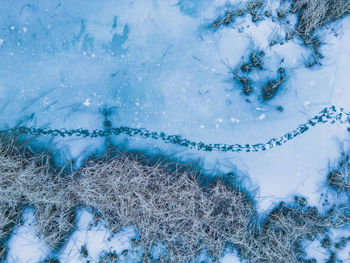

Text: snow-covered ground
xmin=0 ymin=0 xmax=349 ymax=262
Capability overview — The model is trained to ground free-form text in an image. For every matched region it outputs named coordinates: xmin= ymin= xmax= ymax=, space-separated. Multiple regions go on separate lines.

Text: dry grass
xmin=74 ymin=154 xmax=255 ymax=262
xmin=0 ymin=137 xmax=76 ymax=256
xmin=328 ymin=152 xmax=350 ymax=192
xmin=0 ymin=139 xmax=256 ymax=262
xmin=289 ymin=0 xmax=350 ymax=65
xmin=261 ymin=67 xmax=288 ymax=101
xmin=0 ymin=142 xmax=24 ymax=259
xmin=292 ymin=0 xmax=350 ymax=41
xmin=0 ymin=205 xmax=21 ymax=259
xmin=98 ymin=251 xmax=119 ymax=263
xmin=242 ymin=204 xmax=333 ymax=262
xmin=0 ymin=137 xmax=349 ymax=262
xmin=213 ymin=0 xmax=265 ymax=28
xmin=214 ymin=0 xmax=350 ymax=66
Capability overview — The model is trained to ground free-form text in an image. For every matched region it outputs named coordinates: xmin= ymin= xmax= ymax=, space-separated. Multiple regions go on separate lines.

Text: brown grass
xmin=242 ymin=204 xmax=333 ymax=262
xmin=292 ymin=0 xmax=350 ymax=41
xmin=213 ymin=0 xmax=350 ymax=66
xmin=0 ymin=137 xmax=349 ymax=262
xmin=328 ymin=151 xmax=350 ymax=192
xmin=74 ymin=154 xmax=255 ymax=262
xmin=0 ymin=137 xmax=76 ymax=255
xmin=213 ymin=0 xmax=265 ymax=28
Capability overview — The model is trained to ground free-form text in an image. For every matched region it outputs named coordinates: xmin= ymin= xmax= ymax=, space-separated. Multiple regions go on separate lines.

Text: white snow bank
xmin=6 ymin=208 xmax=50 ymax=263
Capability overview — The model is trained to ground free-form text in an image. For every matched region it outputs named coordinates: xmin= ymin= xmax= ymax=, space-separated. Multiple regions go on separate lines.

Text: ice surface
xmin=0 ymin=0 xmax=349 ymax=261
xmin=1 ymin=0 xmax=349 ymax=212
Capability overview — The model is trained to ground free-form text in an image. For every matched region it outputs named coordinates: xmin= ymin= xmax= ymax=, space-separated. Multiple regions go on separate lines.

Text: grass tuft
xmin=328 ymin=152 xmax=350 ymax=192
xmin=212 ymin=0 xmax=265 ymax=28
xmin=261 ymin=67 xmax=288 ymax=101
xmin=99 ymin=251 xmax=119 ymax=263
xmin=292 ymin=0 xmax=350 ymax=40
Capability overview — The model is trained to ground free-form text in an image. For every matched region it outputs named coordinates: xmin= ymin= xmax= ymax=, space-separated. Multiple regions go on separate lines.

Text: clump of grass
xmin=321 ymin=235 xmax=332 ymax=248
xmin=213 ymin=0 xmax=265 ymax=28
xmin=328 ymin=152 xmax=350 ymax=192
xmin=328 ymin=170 xmax=350 ymax=191
xmin=99 ymin=251 xmax=119 ymax=263
xmin=291 ymin=0 xmax=350 ymax=41
xmin=232 ymin=49 xmax=265 ymax=96
xmin=261 ymin=67 xmax=287 ymax=101
xmin=277 ymin=8 xmax=288 ymax=19
xmin=0 ymin=205 xmax=22 ymax=260
xmin=249 ymin=50 xmax=265 ymax=70
xmin=0 ymin=141 xmax=26 ymax=259
xmin=240 ymin=203 xmax=336 ymax=263
xmin=74 ymin=154 xmax=256 ymax=262
xmin=213 ymin=10 xmax=244 ymax=28
xmin=288 ymin=0 xmax=350 ymax=66
xmin=240 ymin=63 xmax=253 ymax=73
xmin=0 ymin=140 xmax=28 ymax=260
xmin=0 ymin=137 xmax=76 ymax=252
xmin=232 ymin=65 xmax=254 ymax=96
xmin=238 ymin=76 xmax=254 ymax=95
xmin=0 ymin=138 xmax=256 ymax=262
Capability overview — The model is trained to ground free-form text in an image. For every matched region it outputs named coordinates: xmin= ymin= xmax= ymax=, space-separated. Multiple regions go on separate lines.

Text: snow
xmin=6 ymin=208 xmax=50 ymax=263
xmin=302 ymin=238 xmax=330 ymax=262
xmin=0 ymin=0 xmax=349 ymax=261
xmin=220 ymin=249 xmax=246 ymax=263
xmin=58 ymin=209 xmax=139 ymax=263
xmin=302 ymin=225 xmax=350 ymax=262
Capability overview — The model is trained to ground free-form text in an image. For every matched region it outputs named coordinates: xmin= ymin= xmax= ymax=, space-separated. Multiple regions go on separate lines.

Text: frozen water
xmin=2 ymin=0 xmax=347 ymax=212
xmin=0 ymin=0 xmax=350 ymax=261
